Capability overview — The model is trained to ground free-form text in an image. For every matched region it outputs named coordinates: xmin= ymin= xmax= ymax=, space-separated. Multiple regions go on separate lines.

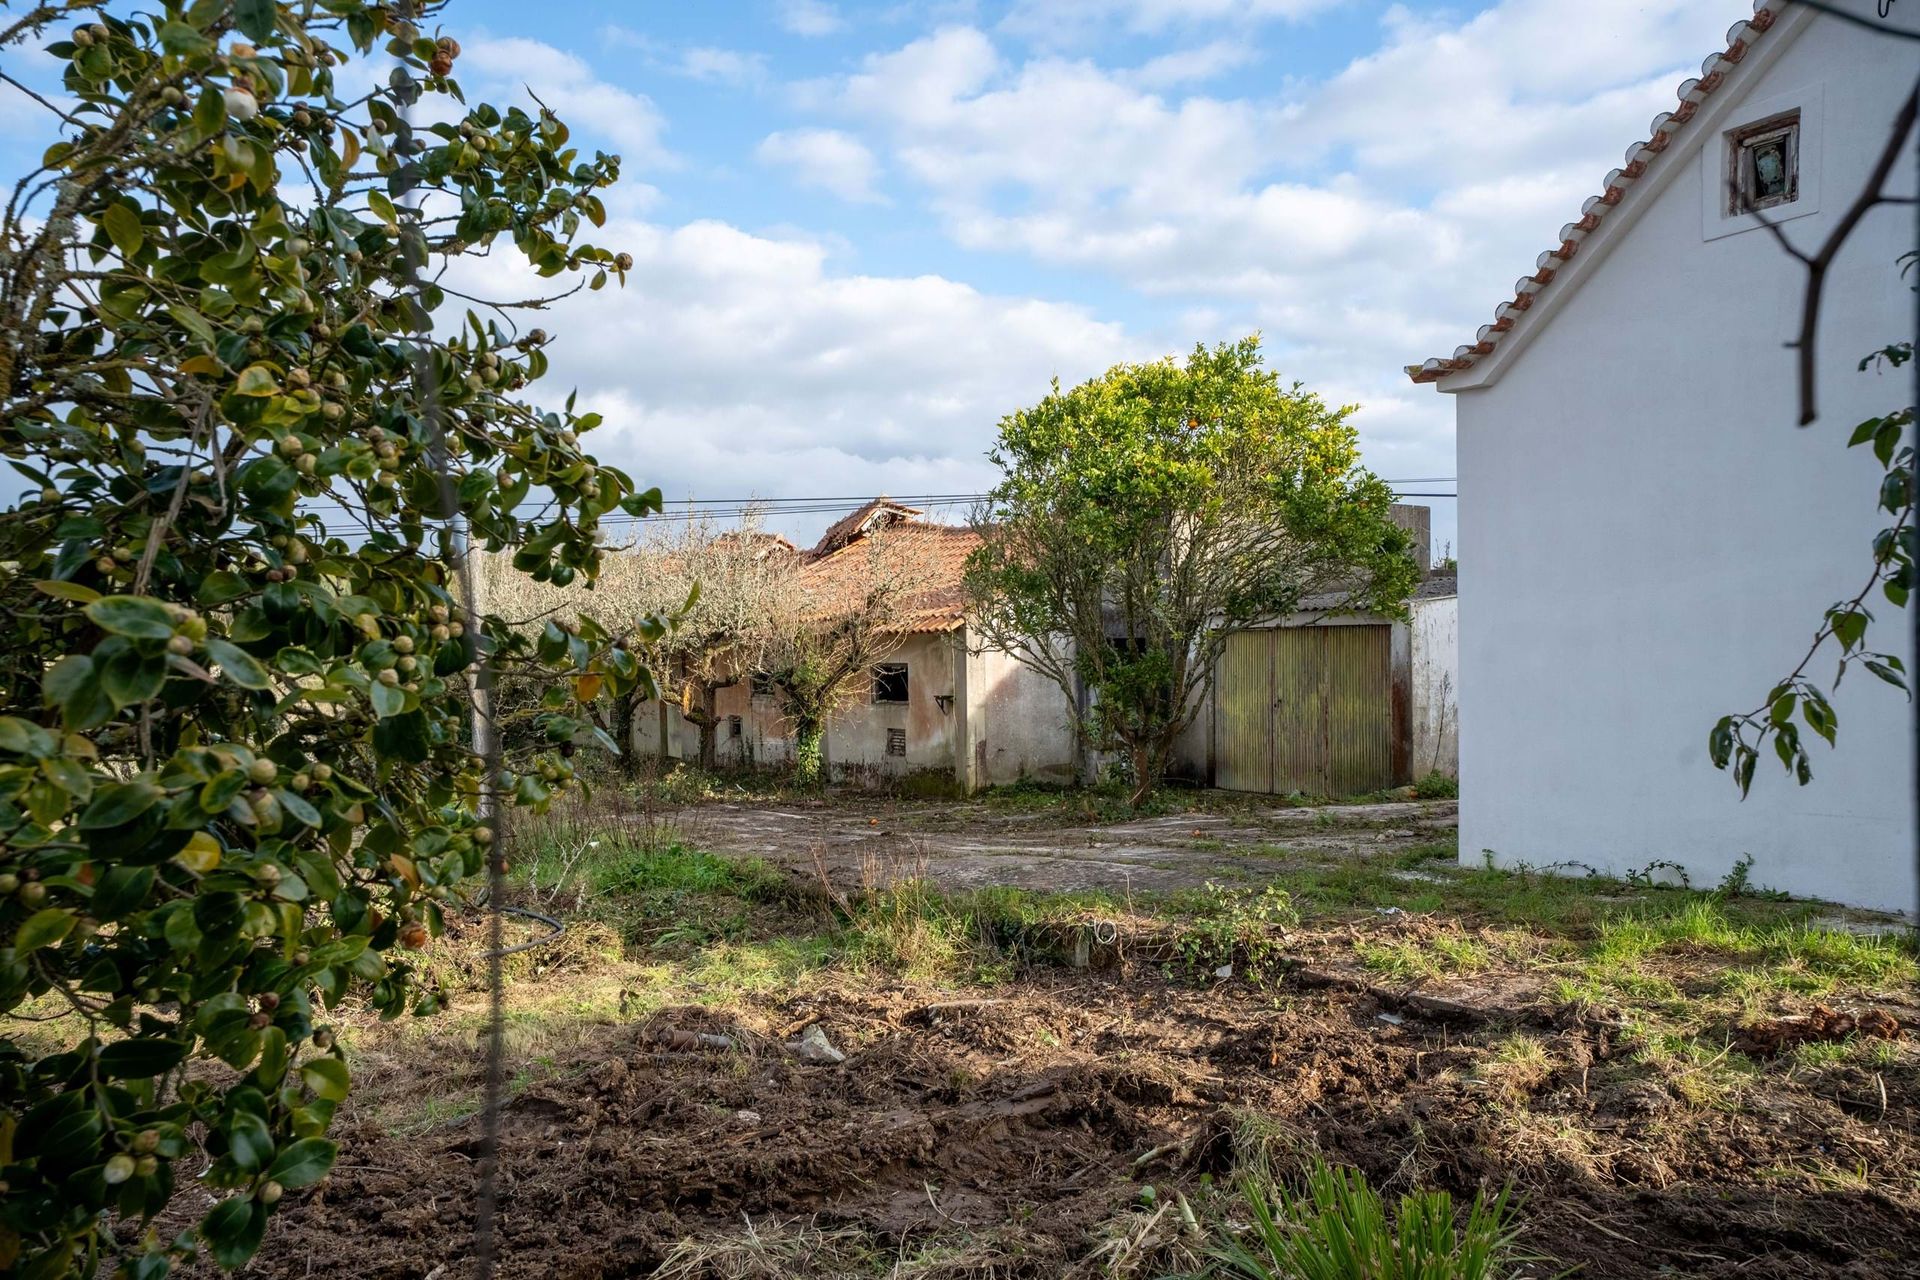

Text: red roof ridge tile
xmin=1406 ymin=1 xmax=1784 ymax=386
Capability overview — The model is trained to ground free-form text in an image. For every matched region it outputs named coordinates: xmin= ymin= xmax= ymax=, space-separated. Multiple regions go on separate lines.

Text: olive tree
xmin=0 ymin=2 xmax=655 ymax=1274
xmin=965 ymin=338 xmax=1420 ymax=804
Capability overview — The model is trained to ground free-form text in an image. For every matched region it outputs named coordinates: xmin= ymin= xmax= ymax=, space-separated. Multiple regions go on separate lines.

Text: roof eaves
xmin=1406 ymin=1 xmax=1792 ymax=389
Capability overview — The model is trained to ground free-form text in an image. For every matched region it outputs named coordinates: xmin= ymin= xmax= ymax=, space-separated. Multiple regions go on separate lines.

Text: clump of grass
xmin=591 ymin=839 xmax=784 ymax=899
xmin=1356 ymin=930 xmax=1489 ymax=982
xmin=1412 ymin=772 xmax=1459 ymax=800
xmin=1472 ymin=1034 xmax=1553 ymax=1101
xmin=1206 ymin=1160 xmax=1529 ymax=1280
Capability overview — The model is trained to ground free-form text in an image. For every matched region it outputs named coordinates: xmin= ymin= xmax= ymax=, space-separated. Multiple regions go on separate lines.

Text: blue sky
xmin=1 ymin=0 xmax=1758 ymax=553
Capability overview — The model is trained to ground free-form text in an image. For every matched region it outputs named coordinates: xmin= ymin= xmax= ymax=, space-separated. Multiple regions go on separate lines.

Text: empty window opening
xmin=728 ymin=715 xmax=742 ymax=739
xmin=886 ymin=727 xmax=907 ymax=757
xmin=1729 ymin=112 xmax=1798 ymax=215
xmin=750 ymin=672 xmax=774 ymax=699
xmin=873 ymin=663 xmax=909 ymax=704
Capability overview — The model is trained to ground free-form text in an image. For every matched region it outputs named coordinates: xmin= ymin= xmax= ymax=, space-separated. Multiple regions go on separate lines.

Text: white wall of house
xmin=1440 ymin=3 xmax=1917 ymax=909
xmin=1410 ymin=596 xmax=1458 ymax=780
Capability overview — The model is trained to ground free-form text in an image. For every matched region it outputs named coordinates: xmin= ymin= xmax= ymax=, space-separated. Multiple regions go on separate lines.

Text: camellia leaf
xmin=97 ymin=1036 xmax=191 ymax=1078
xmin=233 ymin=0 xmax=278 ymax=42
xmin=205 ymin=637 xmax=272 ymax=690
xmin=368 ymin=680 xmax=405 ymax=719
xmin=34 ymin=579 xmax=102 ymax=604
xmin=200 ymin=1197 xmax=267 ymax=1269
xmin=85 ymin=595 xmax=176 ymax=641
xmin=265 ymin=1137 xmax=337 ymax=1189
xmin=79 ymin=779 xmax=165 ymax=828
xmin=15 ymin=907 xmax=77 ymax=951
xmin=102 ymin=204 xmax=144 ymax=257
xmin=300 ymin=1057 xmax=350 ymax=1102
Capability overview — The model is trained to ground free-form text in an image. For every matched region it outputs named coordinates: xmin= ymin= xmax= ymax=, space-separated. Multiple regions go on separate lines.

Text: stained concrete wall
xmin=1410 ymin=595 xmax=1458 ymax=779
xmin=958 ymin=631 xmax=1080 ymax=788
xmin=1438 ymin=2 xmax=1917 ymax=909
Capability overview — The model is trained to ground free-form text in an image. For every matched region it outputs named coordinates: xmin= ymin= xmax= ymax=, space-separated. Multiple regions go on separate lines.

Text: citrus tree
xmin=0 ymin=1 xmax=657 ymax=1274
xmin=965 ymin=338 xmax=1419 ymax=803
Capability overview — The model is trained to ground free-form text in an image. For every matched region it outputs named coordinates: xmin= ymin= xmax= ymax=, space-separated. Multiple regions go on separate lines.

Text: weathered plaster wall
xmin=1410 ymin=596 xmax=1458 ymax=779
xmin=633 ymin=632 xmax=966 ymax=781
xmin=825 ymin=631 xmax=963 ymax=780
xmin=1447 ymin=5 xmax=1917 ymax=910
xmin=960 ymin=632 xmax=1080 ymax=788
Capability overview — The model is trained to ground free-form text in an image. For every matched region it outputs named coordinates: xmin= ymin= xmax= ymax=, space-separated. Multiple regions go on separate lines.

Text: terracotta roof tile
xmin=1406 ymin=1 xmax=1782 ymax=386
xmin=795 ymin=517 xmax=981 ymax=633
xmin=811 ymin=497 xmax=924 ymax=556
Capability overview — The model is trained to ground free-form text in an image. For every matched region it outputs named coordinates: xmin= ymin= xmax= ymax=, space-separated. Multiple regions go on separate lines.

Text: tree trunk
xmin=612 ymin=691 xmax=639 ymax=780
xmin=697 ymin=683 xmax=719 ymax=770
xmin=1127 ymin=739 xmax=1154 ymax=809
xmin=793 ymin=716 xmax=824 ymax=787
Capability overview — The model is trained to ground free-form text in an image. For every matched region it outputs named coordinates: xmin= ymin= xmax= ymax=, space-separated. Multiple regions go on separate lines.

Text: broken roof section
xmin=1405 ymin=0 xmax=1784 ymax=386
xmin=811 ymin=497 xmax=925 ymax=557
xmin=796 ymin=499 xmax=982 ymax=634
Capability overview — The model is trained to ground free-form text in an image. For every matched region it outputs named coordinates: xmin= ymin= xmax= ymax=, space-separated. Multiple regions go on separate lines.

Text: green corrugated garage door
xmin=1215 ymin=626 xmax=1392 ymax=796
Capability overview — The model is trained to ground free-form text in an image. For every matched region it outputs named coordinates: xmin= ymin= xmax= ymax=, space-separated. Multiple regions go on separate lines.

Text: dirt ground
xmin=228 ymin=953 xmax=1920 ymax=1279
xmin=176 ymin=791 xmax=1920 ymax=1280
xmin=671 ymin=794 xmax=1459 ymax=895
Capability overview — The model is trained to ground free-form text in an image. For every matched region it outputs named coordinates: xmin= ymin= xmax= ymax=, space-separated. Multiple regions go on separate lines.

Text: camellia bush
xmin=0 ymin=1 xmax=659 ymax=1274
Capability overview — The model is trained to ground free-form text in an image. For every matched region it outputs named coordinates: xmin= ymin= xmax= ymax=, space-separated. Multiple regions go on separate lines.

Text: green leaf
xmin=101 ymin=647 xmax=168 ymax=707
xmin=103 ymin=204 xmax=144 ymax=257
xmin=43 ymin=660 xmax=112 ymax=729
xmin=34 ymin=578 xmax=102 ymax=603
xmin=369 ymin=680 xmax=405 ymax=719
xmin=233 ymin=0 xmax=278 ymax=43
xmin=199 ymin=1196 xmax=266 ymax=1269
xmin=93 ymin=865 xmax=156 ymax=920
xmin=0 ymin=715 xmax=56 ymax=758
xmin=86 ymin=595 xmax=177 ymax=641
xmin=15 ymin=907 xmax=77 ymax=951
xmin=197 ymin=570 xmax=252 ymax=605
xmin=266 ymin=1137 xmax=338 ymax=1189
xmin=205 ymin=637 xmax=272 ymax=690
xmin=233 ymin=364 xmax=280 ymax=396
xmin=300 ymin=1056 xmax=350 ymax=1102
xmin=97 ymin=1036 xmax=191 ymax=1078
xmin=79 ymin=779 xmax=166 ymax=828
xmin=226 ymin=1109 xmax=274 ymax=1172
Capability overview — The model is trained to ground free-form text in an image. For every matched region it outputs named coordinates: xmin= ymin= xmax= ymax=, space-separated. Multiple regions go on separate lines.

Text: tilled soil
xmin=225 ymin=949 xmax=1920 ymax=1280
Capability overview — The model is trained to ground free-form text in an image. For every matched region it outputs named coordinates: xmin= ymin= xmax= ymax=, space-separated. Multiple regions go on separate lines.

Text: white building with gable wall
xmin=1408 ymin=0 xmax=1918 ymax=911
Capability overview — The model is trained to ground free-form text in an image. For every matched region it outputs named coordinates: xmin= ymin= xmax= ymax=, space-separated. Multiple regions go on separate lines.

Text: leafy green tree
xmin=0 ymin=2 xmax=656 ymax=1273
xmin=965 ymin=338 xmax=1419 ymax=804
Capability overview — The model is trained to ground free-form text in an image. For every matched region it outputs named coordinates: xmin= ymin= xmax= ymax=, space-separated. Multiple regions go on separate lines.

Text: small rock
xmin=1213 ymin=964 xmax=1234 ymax=980
xmin=733 ymin=1109 xmax=763 ymax=1126
xmin=787 ymin=1024 xmax=845 ymax=1065
xmin=1375 ymin=1012 xmax=1404 ymax=1026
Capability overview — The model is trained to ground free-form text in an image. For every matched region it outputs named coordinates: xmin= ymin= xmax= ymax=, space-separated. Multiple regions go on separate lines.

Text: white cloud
xmin=442 ymin=217 xmax=1149 ymax=542
xmin=778 ymin=0 xmax=845 ymax=37
xmin=677 ymin=46 xmax=769 ymax=87
xmin=1127 ymin=40 xmax=1259 ymax=90
xmin=459 ymin=37 xmax=671 ymax=166
xmin=757 ymin=128 xmax=887 ymax=204
xmin=792 ymin=0 xmax=1755 ymax=554
xmin=1001 ymin=0 xmax=1340 ymax=45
